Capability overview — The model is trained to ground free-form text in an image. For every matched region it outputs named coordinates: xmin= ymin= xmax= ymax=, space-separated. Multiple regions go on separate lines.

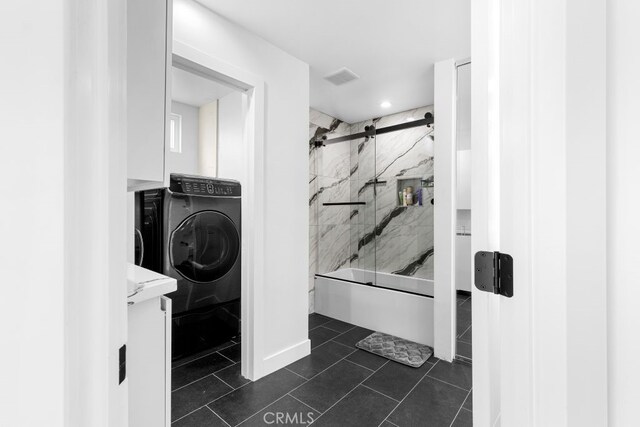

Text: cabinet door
xmin=161 ymin=296 xmax=172 ymax=427
xmin=128 ymin=296 xmax=172 ymax=427
xmin=127 ymin=0 xmax=172 ymax=189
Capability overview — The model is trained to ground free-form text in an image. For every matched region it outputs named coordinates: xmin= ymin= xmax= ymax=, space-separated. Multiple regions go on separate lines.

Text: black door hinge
xmin=474 ymin=251 xmax=513 ymax=298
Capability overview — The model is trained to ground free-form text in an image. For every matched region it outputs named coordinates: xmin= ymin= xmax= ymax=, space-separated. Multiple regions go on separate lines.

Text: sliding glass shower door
xmin=350 ymin=124 xmax=377 ymax=284
xmin=372 ymin=108 xmax=435 ymax=290
xmin=312 ymin=107 xmax=434 ymax=295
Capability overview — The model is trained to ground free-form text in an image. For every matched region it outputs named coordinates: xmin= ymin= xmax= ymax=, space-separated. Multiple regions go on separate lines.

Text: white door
xmin=471 ymin=0 xmax=608 ymax=426
xmin=471 ymin=0 xmax=533 ymax=424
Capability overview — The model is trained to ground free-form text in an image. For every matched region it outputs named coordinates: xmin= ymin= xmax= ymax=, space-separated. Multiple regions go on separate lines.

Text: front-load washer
xmin=136 ymin=174 xmax=241 ymax=360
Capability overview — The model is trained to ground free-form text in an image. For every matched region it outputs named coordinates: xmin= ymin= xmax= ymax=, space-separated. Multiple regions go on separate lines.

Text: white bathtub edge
xmin=315 ymin=275 xmax=434 ymax=347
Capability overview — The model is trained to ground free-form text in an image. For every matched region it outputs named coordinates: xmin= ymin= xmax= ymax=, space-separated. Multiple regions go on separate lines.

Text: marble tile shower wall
xmin=309 ymin=109 xmax=352 ymax=313
xmin=309 ymin=107 xmax=434 ymax=313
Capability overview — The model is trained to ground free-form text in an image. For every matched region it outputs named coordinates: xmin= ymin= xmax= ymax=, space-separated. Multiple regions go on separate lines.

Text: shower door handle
xmin=322 ymin=202 xmax=366 ymax=206
xmin=365 ymin=179 xmax=387 ymax=186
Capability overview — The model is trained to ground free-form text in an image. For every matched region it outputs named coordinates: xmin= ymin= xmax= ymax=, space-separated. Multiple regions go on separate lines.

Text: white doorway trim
xmin=433 ymin=58 xmax=458 ymax=362
xmin=173 ymin=40 xmax=266 ymax=380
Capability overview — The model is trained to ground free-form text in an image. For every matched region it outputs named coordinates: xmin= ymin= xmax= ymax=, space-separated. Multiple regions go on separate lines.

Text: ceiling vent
xmin=324 ymin=67 xmax=360 ymax=86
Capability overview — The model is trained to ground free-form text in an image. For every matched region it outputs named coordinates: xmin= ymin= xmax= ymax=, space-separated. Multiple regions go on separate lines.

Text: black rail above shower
xmin=314 ymin=112 xmax=433 ymax=147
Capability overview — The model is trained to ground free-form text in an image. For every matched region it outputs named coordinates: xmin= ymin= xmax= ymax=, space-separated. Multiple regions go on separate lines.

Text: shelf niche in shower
xmin=396 ymin=176 xmax=433 ymax=207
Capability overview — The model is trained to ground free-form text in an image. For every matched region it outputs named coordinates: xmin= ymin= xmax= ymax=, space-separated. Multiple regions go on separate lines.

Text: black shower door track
xmin=314 ymin=274 xmax=434 ymax=299
xmin=319 ymin=113 xmax=433 ymax=146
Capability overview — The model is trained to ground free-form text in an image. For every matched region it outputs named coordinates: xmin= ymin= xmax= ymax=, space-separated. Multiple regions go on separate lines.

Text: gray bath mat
xmin=355 ymin=332 xmax=433 ymax=368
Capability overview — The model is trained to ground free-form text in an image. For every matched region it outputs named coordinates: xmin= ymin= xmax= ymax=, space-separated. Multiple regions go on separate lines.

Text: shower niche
xmin=396 ymin=177 xmax=434 ymax=207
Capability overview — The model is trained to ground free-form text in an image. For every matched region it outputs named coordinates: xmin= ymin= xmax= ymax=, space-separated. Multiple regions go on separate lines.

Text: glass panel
xmin=373 ymin=108 xmax=435 ymax=294
xmin=350 ymin=125 xmax=376 ymax=284
xmin=170 ymin=211 xmax=240 ymax=283
xmin=308 ymin=114 xmax=352 ymax=293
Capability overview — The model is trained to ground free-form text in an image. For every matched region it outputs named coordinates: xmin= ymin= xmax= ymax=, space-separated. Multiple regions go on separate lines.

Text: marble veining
xmin=308 ymin=106 xmax=435 ymax=312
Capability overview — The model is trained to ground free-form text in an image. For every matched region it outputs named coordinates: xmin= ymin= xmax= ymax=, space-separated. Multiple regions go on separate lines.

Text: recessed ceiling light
xmin=380 ymin=101 xmax=391 ymax=109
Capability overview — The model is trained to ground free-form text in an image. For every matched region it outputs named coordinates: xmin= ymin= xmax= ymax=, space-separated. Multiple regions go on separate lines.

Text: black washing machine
xmin=136 ymin=174 xmax=241 ymax=361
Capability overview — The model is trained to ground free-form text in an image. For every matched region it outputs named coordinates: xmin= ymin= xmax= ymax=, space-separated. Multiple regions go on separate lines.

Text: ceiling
xmin=172 ymin=65 xmax=237 ymax=107
xmin=196 ymin=0 xmax=470 ymax=123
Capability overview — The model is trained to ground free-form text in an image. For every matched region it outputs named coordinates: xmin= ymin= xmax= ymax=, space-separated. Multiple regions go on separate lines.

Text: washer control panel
xmin=169 ymin=174 xmax=241 ymax=197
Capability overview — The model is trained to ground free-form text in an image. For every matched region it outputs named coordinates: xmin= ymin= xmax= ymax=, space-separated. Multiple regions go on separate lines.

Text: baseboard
xmin=261 ymin=339 xmax=311 ymax=377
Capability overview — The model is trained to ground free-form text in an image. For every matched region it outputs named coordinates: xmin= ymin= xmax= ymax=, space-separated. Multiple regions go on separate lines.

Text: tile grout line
xmin=204 ymin=378 xmax=252 ymax=407
xmin=287 ymin=392 xmax=323 ymax=414
xmin=212 ymin=373 xmax=237 ymax=391
xmin=321 ymin=323 xmax=358 ymax=334
xmin=310 ymin=324 xmax=358 ymax=345
xmin=172 ymin=373 xmax=220 ymax=393
xmin=457 ymin=324 xmax=472 ymax=340
xmin=308 ymin=323 xmax=331 ymax=332
xmin=172 ymin=341 xmax=238 ymax=369
xmin=233 ymin=391 xmax=293 ymax=427
xmin=205 ymin=405 xmax=232 ymax=427
xmin=309 ymin=360 xmax=390 ymax=425
xmin=328 ymin=339 xmax=358 ymax=351
xmin=343 ymin=358 xmax=375 ymax=373
xmin=360 ymin=383 xmax=400 ymax=403
xmin=455 ymin=355 xmax=473 ymax=365
xmin=217 ymin=351 xmax=237 ymax=365
xmin=172 ymin=403 xmax=215 ymax=424
xmin=378 ymin=360 xmax=440 ymax=427
xmin=175 ymin=321 xmax=362 ymax=425
xmin=449 ymin=388 xmax=473 ymax=427
xmin=426 ymin=373 xmax=472 ymax=393
xmin=172 ymin=379 xmax=253 ymax=424
xmin=213 ymin=363 xmax=317 ymax=426
xmin=285 ymin=367 xmax=312 ymax=381
xmin=171 ymin=359 xmax=238 ymax=392
xmin=288 ymin=348 xmax=359 ymax=395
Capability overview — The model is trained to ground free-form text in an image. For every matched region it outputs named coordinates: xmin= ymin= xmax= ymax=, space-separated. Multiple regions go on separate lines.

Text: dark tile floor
xmin=172 ymin=314 xmax=473 ymax=426
xmin=456 ymin=293 xmax=472 ymax=363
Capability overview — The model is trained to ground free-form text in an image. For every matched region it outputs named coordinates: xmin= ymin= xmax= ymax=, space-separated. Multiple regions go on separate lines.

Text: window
xmin=169 ymin=113 xmax=182 ymax=153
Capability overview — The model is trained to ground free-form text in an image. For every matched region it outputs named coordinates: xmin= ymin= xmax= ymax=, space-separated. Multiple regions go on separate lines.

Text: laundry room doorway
xmin=171 ymin=40 xmax=266 ymax=380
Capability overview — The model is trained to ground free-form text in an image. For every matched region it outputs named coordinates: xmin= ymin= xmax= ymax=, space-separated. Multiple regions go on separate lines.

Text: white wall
xmin=217 ymin=91 xmax=245 ymax=183
xmin=199 ymin=101 xmax=218 ymax=177
xmin=174 ymin=0 xmax=310 ymax=372
xmin=0 ymin=2 xmax=65 ymax=426
xmin=607 ymin=1 xmax=640 ymax=424
xmin=168 ymin=101 xmax=200 ymax=176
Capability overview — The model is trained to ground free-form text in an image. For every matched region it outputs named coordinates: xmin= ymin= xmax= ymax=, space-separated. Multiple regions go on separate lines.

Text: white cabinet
xmin=127 ymin=264 xmax=176 ymax=427
xmin=127 ymin=0 xmax=172 ymax=191
xmin=128 ymin=297 xmax=172 ymax=427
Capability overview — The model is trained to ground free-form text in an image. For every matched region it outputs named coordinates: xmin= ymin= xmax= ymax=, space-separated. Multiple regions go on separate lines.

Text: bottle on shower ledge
xmin=405 ymin=186 xmax=414 ymax=206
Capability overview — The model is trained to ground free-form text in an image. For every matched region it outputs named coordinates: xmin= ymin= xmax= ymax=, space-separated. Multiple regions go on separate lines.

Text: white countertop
xmin=127 ymin=263 xmax=177 ymax=305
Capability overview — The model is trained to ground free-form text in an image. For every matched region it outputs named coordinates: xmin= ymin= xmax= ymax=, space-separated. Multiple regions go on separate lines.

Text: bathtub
xmin=314 ymin=268 xmax=434 ymax=346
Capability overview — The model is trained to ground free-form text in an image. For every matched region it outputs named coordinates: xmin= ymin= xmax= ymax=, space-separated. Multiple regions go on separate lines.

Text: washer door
xmin=170 ymin=211 xmax=240 ymax=283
